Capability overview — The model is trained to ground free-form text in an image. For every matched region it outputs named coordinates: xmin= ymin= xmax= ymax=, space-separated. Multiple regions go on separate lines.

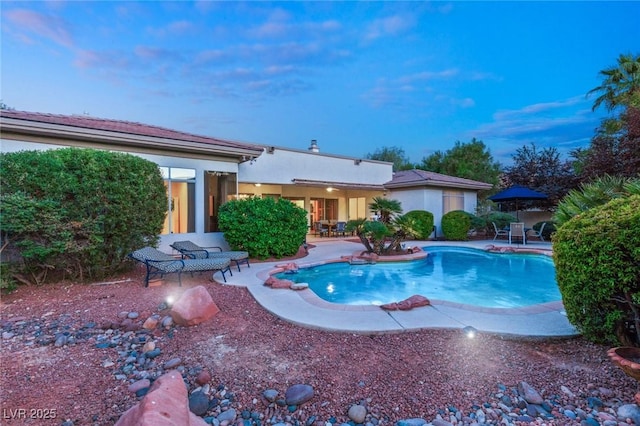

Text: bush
xmin=218 ymin=197 xmax=308 ymax=259
xmin=441 ymin=210 xmax=471 ymax=241
xmin=486 ymin=212 xmax=518 ymax=230
xmin=532 ymin=221 xmax=556 ymax=240
xmin=0 ymin=148 xmax=167 ymax=284
xmin=553 ymin=195 xmax=640 ymax=346
xmin=402 ymin=210 xmax=434 ymax=240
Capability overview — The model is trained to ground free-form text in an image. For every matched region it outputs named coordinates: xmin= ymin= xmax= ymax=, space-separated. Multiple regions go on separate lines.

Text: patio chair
xmin=509 ymin=222 xmax=527 ymax=245
xmin=492 ymin=222 xmax=509 ymax=241
xmin=129 ymin=246 xmax=232 ymax=287
xmin=170 ymin=240 xmax=250 ymax=272
xmin=313 ymin=221 xmax=329 ymax=237
xmin=334 ymin=221 xmax=348 ymax=237
xmin=528 ymin=222 xmax=547 ymax=242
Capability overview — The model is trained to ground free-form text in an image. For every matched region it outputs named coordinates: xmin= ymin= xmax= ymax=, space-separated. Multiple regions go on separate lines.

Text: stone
xmin=395 ymin=418 xmax=427 ymax=426
xmin=380 ymin=295 xmax=431 ymax=311
xmin=518 ymin=381 xmax=544 ymax=405
xmin=290 ymin=283 xmax=309 ymax=290
xmin=195 ymin=370 xmax=211 ymax=385
xmin=262 ymin=389 xmax=279 ymax=402
xmin=347 ymin=404 xmax=367 ymax=423
xmin=128 ymin=379 xmax=151 ymax=393
xmin=264 ymin=276 xmax=295 ymax=289
xmin=188 ymin=390 xmax=210 ymax=416
xmin=142 ymin=316 xmax=159 ymax=330
xmin=284 ymin=384 xmax=314 ymax=406
xmin=164 ymin=357 xmax=182 ymax=369
xmin=170 ymin=286 xmax=220 ymax=326
xmin=217 ymin=408 xmax=237 ymax=423
xmin=617 ymin=404 xmax=640 ymax=423
xmin=115 ymin=372 xmax=207 ymax=425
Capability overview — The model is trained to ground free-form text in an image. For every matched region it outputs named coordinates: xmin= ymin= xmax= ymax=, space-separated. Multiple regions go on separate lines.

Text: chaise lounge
xmin=129 ymin=246 xmax=232 ymax=287
xmin=170 ymin=240 xmax=250 ymax=272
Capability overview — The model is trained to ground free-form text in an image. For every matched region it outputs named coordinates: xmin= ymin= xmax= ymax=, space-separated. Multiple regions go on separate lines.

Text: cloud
xmin=364 ymin=14 xmax=416 ymax=41
xmin=147 ymin=20 xmax=196 ymax=37
xmin=469 ymin=96 xmax=602 ymax=160
xmin=4 ymin=9 xmax=74 ymax=48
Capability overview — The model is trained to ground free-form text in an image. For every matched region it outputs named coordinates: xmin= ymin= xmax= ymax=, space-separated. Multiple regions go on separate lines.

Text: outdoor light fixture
xmin=254 ymin=183 xmax=262 ymax=187
xmin=462 ymin=326 xmax=477 ymax=338
xmin=326 ymin=187 xmax=334 ymax=192
xmin=166 ymin=295 xmax=175 ymax=307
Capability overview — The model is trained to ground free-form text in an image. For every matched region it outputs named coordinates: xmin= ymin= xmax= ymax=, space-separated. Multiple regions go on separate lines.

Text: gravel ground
xmin=1 ymin=261 xmax=639 ymax=426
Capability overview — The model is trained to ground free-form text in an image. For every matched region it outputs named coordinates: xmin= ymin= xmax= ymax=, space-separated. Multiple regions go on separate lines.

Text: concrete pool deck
xmin=217 ymin=238 xmax=579 ymax=339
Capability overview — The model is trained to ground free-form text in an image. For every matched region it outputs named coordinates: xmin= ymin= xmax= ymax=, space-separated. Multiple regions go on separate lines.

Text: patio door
xmin=348 ymin=197 xmax=366 ymax=221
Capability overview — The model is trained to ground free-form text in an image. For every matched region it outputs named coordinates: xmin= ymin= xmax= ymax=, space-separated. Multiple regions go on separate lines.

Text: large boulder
xmin=115 ymin=373 xmax=207 ymax=426
xmin=170 ymin=286 xmax=220 ymax=326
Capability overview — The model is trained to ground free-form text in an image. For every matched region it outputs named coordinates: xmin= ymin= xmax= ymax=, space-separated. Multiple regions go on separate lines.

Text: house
xmin=0 ymin=110 xmax=491 ymax=249
xmin=384 ymin=169 xmax=493 ymax=238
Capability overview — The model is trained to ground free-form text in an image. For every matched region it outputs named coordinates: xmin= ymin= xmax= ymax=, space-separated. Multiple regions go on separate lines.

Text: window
xmin=205 ymin=171 xmax=237 ymax=232
xmin=310 ymin=198 xmax=338 ymax=223
xmin=160 ymin=167 xmax=195 ymax=234
xmin=443 ymin=190 xmax=464 ymax=214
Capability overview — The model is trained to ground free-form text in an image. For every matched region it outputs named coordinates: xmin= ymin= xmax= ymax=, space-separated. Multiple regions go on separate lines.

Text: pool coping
xmin=219 ymin=239 xmax=579 ymax=338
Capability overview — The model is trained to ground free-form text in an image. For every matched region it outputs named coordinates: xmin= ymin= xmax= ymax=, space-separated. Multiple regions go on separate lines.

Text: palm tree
xmin=588 ymin=53 xmax=640 ymax=113
xmin=554 ymin=175 xmax=640 ymax=226
xmin=368 ymin=197 xmax=402 ymax=224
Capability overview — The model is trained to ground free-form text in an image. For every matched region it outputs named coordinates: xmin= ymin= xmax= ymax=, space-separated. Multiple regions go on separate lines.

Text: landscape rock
xmin=347 ymin=404 xmax=367 ymax=423
xmin=380 ymin=295 xmax=431 ymax=311
xmin=518 ymin=381 xmax=544 ymax=405
xmin=115 ymin=372 xmax=207 ymax=425
xmin=170 ymin=286 xmax=220 ymax=326
xmin=285 ymin=384 xmax=314 ymax=405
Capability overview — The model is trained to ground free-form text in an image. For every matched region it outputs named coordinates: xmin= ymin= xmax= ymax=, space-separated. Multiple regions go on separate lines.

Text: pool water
xmin=276 ymin=246 xmax=560 ymax=308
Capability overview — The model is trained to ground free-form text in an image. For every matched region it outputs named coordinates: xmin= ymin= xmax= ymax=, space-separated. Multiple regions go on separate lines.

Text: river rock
xmin=518 ymin=381 xmax=544 ymax=404
xmin=347 ymin=404 xmax=367 ymax=423
xmin=284 ymin=384 xmax=314 ymax=405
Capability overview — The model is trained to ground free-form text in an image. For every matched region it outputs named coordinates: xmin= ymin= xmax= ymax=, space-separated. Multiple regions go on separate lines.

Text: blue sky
xmin=2 ymin=1 xmax=639 ymax=165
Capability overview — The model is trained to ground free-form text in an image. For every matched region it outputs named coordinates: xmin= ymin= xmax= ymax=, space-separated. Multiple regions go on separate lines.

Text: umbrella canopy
xmin=488 ymin=185 xmax=547 ymax=219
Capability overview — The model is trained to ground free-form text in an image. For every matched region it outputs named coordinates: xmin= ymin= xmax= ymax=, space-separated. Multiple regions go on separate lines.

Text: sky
xmin=2 ymin=1 xmax=639 ymax=165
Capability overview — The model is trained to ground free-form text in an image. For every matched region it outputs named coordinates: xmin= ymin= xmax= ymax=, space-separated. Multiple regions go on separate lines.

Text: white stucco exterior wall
xmin=238 ymin=147 xmax=392 ymax=185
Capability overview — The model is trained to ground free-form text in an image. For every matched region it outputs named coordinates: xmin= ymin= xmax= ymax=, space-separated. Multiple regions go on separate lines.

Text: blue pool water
xmin=276 ymin=246 xmax=560 ymax=308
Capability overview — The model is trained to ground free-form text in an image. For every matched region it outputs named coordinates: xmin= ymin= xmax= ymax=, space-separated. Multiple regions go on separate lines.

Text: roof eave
xmin=0 ymin=117 xmax=264 ymax=159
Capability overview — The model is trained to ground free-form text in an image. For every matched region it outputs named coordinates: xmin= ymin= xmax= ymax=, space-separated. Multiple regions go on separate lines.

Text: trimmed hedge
xmin=553 ymin=195 xmax=640 ymax=346
xmin=403 ymin=210 xmax=434 ymax=240
xmin=0 ymin=148 xmax=167 ymax=284
xmin=218 ymin=197 xmax=308 ymax=259
xmin=441 ymin=210 xmax=471 ymax=241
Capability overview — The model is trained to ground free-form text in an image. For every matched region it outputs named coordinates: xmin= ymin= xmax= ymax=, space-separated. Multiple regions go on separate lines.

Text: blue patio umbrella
xmin=488 ymin=185 xmax=547 ymax=219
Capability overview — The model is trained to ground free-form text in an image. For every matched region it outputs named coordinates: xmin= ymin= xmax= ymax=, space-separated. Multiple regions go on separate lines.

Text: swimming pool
xmin=276 ymin=246 xmax=560 ymax=308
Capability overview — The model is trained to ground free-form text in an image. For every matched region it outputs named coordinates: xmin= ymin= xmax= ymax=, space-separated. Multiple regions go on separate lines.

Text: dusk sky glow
xmin=2 ymin=1 xmax=639 ymax=165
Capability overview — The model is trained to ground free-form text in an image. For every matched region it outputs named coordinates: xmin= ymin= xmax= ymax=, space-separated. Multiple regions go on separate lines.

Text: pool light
xmin=462 ymin=326 xmax=477 ymax=339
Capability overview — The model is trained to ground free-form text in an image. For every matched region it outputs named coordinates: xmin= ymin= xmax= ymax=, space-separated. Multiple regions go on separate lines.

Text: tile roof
xmin=385 ymin=169 xmax=493 ymax=190
xmin=0 ymin=109 xmax=264 ymax=156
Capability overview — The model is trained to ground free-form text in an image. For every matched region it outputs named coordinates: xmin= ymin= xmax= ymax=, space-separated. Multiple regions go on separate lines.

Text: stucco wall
xmin=238 ymin=147 xmax=392 ymax=185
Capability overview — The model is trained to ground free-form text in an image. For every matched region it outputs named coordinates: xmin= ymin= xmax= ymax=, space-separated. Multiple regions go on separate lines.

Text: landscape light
xmin=462 ymin=326 xmax=477 ymax=339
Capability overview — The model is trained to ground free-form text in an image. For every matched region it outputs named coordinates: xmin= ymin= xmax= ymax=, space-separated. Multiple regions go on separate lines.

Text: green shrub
xmin=553 ymin=195 xmax=640 ymax=346
xmin=0 ymin=148 xmax=167 ymax=284
xmin=218 ymin=197 xmax=307 ymax=259
xmin=486 ymin=212 xmax=518 ymax=230
xmin=441 ymin=210 xmax=471 ymax=241
xmin=402 ymin=210 xmax=434 ymax=239
xmin=532 ymin=221 xmax=556 ymax=240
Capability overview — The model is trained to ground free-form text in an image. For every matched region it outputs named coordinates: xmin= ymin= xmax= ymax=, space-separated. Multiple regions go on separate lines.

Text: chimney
xmin=308 ymin=139 xmax=319 ymax=153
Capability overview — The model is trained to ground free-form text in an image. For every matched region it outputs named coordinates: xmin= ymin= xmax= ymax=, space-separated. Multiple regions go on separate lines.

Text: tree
xmin=419 ymin=138 xmax=501 ymax=188
xmin=577 ymin=53 xmax=640 ymax=180
xmin=502 ymin=143 xmax=578 ymax=209
xmin=554 ymin=175 xmax=640 ymax=226
xmin=587 ymin=53 xmax=640 ymax=114
xmin=365 ymin=146 xmax=413 ymax=171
